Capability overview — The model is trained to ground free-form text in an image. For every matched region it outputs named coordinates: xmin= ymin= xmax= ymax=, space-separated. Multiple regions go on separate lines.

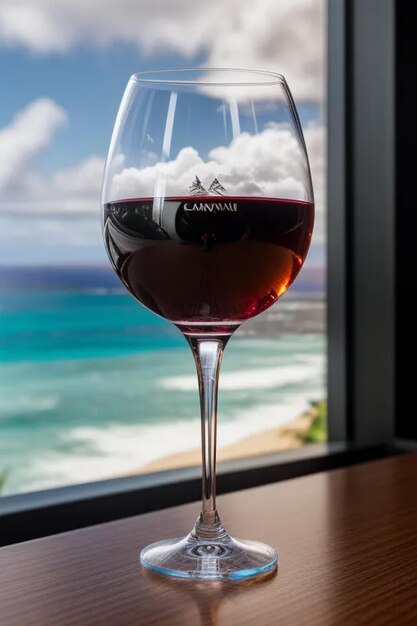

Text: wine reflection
xmin=103 ymin=196 xmax=249 ymax=267
xmin=143 ymin=568 xmax=277 ymax=626
xmin=103 ymin=195 xmax=311 ymax=328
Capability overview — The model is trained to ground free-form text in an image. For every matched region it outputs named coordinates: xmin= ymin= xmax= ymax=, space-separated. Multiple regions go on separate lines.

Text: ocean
xmin=0 ymin=282 xmax=326 ymax=496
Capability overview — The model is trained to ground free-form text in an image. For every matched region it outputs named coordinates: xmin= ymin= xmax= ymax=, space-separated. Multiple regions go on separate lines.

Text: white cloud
xmin=203 ymin=0 xmax=326 ymax=101
xmin=0 ymin=98 xmax=66 ymax=190
xmin=0 ymin=99 xmax=325 ymax=264
xmin=110 ymin=127 xmax=309 ymax=200
xmin=0 ymin=99 xmax=103 ymax=214
xmin=50 ymin=156 xmax=105 ymax=208
xmin=0 ymin=154 xmax=105 ymax=216
xmin=108 ymin=123 xmax=325 ymax=243
xmin=52 ymin=156 xmax=104 ymax=196
xmin=0 ymin=150 xmax=106 ymax=264
xmin=0 ymin=99 xmax=105 ymax=264
xmin=0 ymin=0 xmax=325 ymax=101
xmin=0 ymin=161 xmax=105 ymax=265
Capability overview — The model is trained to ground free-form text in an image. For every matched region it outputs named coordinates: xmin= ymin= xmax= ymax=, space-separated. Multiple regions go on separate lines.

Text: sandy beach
xmin=136 ymin=404 xmax=320 ymax=474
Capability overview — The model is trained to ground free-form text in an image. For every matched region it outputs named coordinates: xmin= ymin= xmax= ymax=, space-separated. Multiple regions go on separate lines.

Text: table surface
xmin=1 ymin=454 xmax=417 ymax=626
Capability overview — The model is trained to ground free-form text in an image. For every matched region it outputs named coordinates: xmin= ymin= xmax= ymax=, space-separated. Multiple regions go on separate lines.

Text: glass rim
xmin=131 ymin=68 xmax=286 ymax=87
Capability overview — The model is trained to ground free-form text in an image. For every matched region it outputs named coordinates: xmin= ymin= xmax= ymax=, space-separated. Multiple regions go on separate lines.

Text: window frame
xmin=328 ymin=0 xmax=396 ymax=444
xmin=0 ymin=0 xmax=406 ymax=546
xmin=0 ymin=443 xmax=399 ymax=547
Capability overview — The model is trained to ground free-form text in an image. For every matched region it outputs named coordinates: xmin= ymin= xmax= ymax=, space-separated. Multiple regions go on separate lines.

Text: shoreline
xmin=133 ymin=404 xmax=320 ymax=475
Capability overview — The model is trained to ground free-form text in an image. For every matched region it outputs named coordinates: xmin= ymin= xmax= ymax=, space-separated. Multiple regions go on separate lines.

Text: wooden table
xmin=1 ymin=454 xmax=417 ymax=625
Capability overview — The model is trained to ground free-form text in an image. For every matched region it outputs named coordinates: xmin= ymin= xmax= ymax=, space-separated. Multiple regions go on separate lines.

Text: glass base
xmin=140 ymin=514 xmax=278 ymax=581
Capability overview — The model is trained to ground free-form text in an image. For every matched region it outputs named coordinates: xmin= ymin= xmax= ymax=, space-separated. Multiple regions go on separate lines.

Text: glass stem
xmin=188 ymin=336 xmax=227 ymax=528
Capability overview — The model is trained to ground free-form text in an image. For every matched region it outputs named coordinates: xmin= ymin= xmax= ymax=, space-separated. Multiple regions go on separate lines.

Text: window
xmin=0 ymin=0 xmax=404 ymax=546
xmin=0 ymin=1 xmax=328 ymax=499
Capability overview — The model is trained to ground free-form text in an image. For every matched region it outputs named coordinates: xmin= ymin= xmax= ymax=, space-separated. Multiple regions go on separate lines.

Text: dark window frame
xmin=395 ymin=0 xmax=417 ymax=442
xmin=1 ymin=0 xmax=409 ymax=546
xmin=0 ymin=443 xmax=401 ymax=546
xmin=328 ymin=0 xmax=396 ymax=445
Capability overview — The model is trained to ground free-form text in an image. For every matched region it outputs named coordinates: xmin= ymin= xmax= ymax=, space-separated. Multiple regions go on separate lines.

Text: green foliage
xmin=0 ymin=469 xmax=9 ymax=495
xmin=303 ymin=400 xmax=327 ymax=444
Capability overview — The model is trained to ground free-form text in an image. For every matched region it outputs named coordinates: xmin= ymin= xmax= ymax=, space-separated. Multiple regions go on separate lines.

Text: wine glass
xmin=101 ymin=68 xmax=314 ymax=581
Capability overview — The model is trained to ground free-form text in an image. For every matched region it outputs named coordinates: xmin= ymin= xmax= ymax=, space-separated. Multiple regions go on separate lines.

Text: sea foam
xmin=29 ymin=391 xmax=322 ymax=492
xmin=161 ymin=355 xmax=325 ymax=391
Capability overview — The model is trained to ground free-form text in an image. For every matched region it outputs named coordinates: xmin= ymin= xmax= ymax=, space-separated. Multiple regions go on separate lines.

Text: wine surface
xmin=103 ymin=196 xmax=314 ymax=334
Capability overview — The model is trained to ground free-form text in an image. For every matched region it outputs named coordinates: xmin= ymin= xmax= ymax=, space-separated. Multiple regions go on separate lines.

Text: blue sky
xmin=0 ymin=45 xmax=197 ymax=171
xmin=0 ymin=0 xmax=325 ymax=265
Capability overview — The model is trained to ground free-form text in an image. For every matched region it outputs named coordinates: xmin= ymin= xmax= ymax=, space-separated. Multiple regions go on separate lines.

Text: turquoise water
xmin=0 ymin=291 xmax=325 ymax=495
xmin=0 ymin=291 xmax=184 ymax=361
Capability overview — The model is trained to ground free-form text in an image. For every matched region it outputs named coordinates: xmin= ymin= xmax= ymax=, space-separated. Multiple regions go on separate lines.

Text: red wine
xmin=103 ymin=196 xmax=314 ymax=334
